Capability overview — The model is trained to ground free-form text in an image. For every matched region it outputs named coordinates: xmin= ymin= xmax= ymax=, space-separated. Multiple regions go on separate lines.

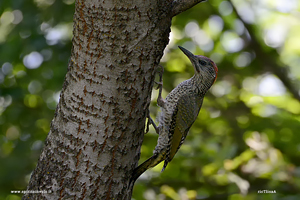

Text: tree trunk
xmin=23 ymin=0 xmax=204 ymax=199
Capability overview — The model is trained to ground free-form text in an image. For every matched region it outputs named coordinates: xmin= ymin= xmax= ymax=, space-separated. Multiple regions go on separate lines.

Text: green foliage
xmin=135 ymin=0 xmax=300 ymax=199
xmin=1 ymin=0 xmax=300 ymax=199
xmin=0 ymin=0 xmax=73 ymax=198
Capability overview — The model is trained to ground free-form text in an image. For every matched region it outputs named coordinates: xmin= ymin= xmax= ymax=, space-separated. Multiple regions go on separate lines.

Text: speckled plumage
xmin=131 ymin=46 xmax=218 ymax=183
xmin=155 ymin=65 xmax=216 ymax=171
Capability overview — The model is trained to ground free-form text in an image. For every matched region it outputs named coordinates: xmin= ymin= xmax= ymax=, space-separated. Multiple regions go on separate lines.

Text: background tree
xmin=1 ymin=0 xmax=300 ymax=199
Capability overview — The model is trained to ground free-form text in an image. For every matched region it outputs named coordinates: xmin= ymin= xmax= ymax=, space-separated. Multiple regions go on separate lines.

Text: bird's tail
xmin=161 ymin=160 xmax=169 ymax=172
xmin=130 ymin=153 xmax=164 ymax=184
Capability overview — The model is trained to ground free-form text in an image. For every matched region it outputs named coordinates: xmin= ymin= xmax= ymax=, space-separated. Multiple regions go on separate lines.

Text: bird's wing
xmin=162 ymin=94 xmax=203 ymax=171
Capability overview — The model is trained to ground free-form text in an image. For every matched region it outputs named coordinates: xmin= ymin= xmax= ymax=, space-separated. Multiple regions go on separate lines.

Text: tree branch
xmin=229 ymin=0 xmax=300 ymax=102
xmin=172 ymin=0 xmax=206 ymax=17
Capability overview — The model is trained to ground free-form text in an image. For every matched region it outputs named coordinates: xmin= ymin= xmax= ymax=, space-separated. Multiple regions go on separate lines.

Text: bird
xmin=131 ymin=46 xmax=218 ymax=183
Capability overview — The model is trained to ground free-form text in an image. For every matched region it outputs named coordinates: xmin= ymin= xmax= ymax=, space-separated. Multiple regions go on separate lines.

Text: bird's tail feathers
xmin=161 ymin=161 xmax=169 ymax=172
xmin=130 ymin=153 xmax=164 ymax=184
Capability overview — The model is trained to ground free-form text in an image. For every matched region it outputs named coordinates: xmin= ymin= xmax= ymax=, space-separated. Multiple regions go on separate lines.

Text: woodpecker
xmin=131 ymin=46 xmax=218 ymax=183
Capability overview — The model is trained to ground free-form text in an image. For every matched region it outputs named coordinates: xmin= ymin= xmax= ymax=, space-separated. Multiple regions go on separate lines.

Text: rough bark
xmin=172 ymin=0 xmax=206 ymax=16
xmin=23 ymin=0 xmax=203 ymax=199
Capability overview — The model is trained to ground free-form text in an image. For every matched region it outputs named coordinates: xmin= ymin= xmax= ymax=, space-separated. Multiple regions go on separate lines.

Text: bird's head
xmin=178 ymin=46 xmax=218 ymax=85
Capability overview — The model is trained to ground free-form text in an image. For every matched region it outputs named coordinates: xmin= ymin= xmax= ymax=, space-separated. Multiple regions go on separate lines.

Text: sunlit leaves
xmin=1 ymin=0 xmax=300 ymax=199
xmin=135 ymin=0 xmax=300 ymax=199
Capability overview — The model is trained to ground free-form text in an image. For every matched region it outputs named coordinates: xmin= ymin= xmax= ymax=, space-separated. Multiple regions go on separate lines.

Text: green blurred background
xmin=1 ymin=0 xmax=300 ymax=199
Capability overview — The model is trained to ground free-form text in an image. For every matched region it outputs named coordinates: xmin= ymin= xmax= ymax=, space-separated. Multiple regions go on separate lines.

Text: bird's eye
xmin=199 ymin=60 xmax=206 ymax=66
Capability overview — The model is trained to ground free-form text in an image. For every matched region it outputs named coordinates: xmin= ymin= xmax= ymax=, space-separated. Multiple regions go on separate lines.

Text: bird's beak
xmin=178 ymin=46 xmax=200 ymax=72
